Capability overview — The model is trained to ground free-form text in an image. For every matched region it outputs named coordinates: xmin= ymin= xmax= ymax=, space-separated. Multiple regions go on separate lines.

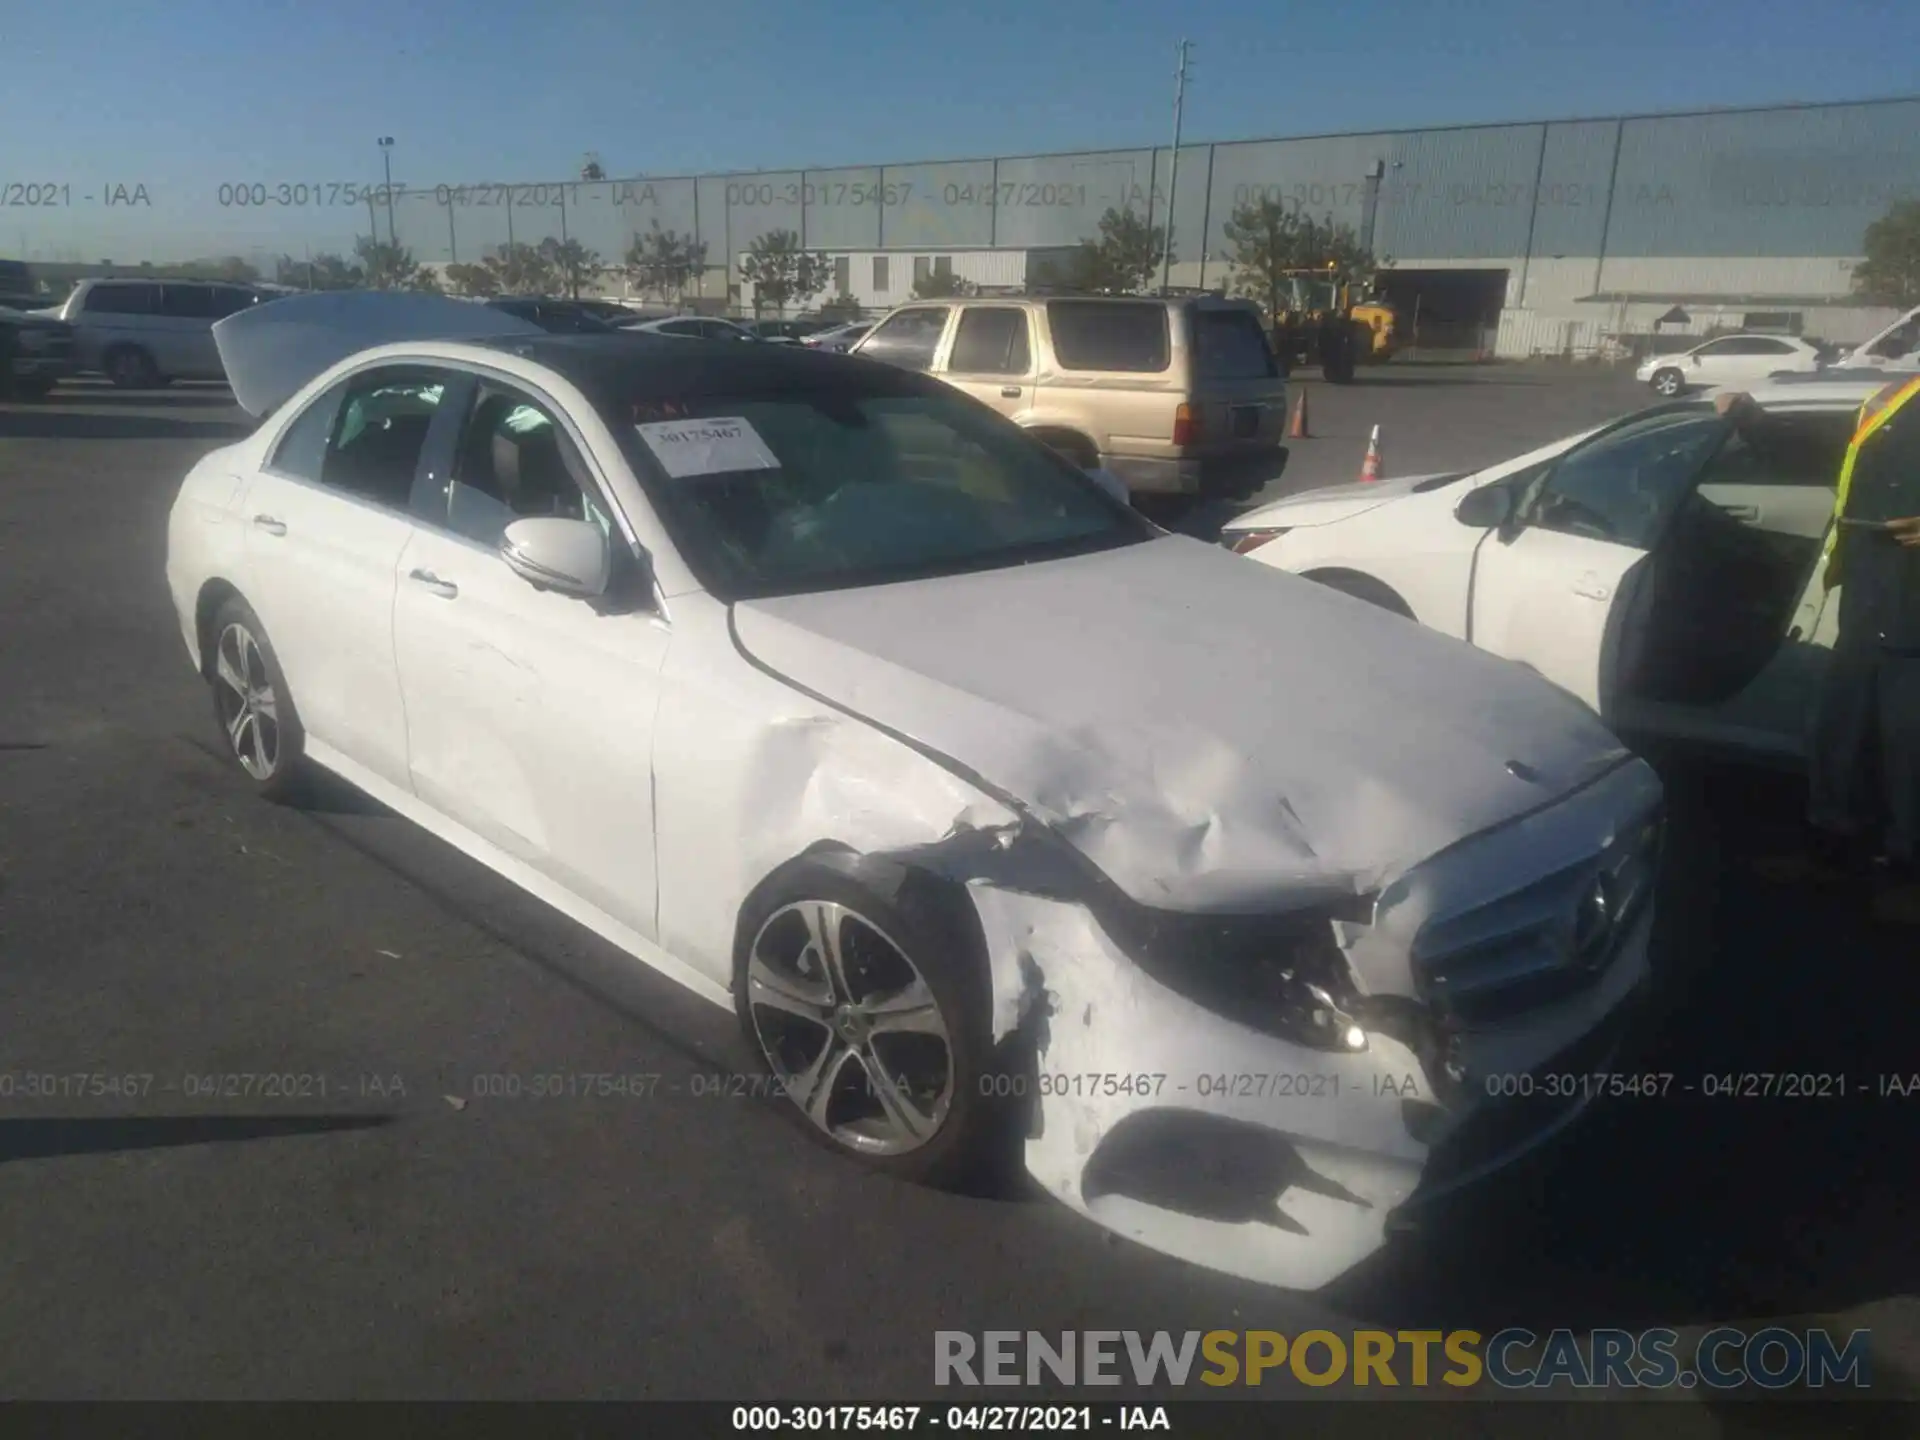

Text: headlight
xmin=1107 ymin=903 xmax=1372 ymax=1053
xmin=1222 ymin=527 xmax=1290 ymax=554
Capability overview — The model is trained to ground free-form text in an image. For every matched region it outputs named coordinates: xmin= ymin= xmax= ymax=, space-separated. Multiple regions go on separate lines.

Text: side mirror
xmin=501 ymin=517 xmax=611 ymax=598
xmin=1085 ymin=466 xmax=1130 ymax=504
xmin=1454 ymin=484 xmax=1514 ymax=529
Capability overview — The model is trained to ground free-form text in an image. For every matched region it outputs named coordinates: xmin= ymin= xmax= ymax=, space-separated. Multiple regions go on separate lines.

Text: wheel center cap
xmin=834 ymin=1005 xmax=867 ymax=1042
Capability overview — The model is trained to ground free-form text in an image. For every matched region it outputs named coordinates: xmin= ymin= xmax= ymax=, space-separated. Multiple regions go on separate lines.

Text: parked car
xmin=803 ymin=321 xmax=872 ymax=353
xmin=1635 ymin=333 xmax=1823 ymax=396
xmin=1838 ymin=304 xmax=1920 ymax=371
xmin=172 ymin=290 xmax=1663 ymax=1292
xmin=851 ymin=294 xmax=1287 ymax=500
xmin=1222 ymin=379 xmax=1890 ymax=769
xmin=483 ymin=297 xmax=619 ymax=334
xmin=565 ymin=298 xmax=654 ymax=325
xmin=45 ymin=277 xmax=271 ymax=387
xmin=742 ymin=318 xmax=838 ymax=343
xmin=0 ymin=260 xmax=75 ymax=398
xmin=631 ymin=316 xmax=761 ymax=342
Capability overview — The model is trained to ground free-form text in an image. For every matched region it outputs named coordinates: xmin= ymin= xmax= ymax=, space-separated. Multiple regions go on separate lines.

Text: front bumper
xmin=1102 ymin=446 xmax=1288 ymax=499
xmin=964 ymin=757 xmax=1664 ymax=1291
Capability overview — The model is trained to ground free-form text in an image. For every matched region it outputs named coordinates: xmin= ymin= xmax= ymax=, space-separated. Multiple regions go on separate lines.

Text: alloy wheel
xmin=213 ymin=623 xmax=280 ymax=781
xmin=745 ymin=900 xmax=955 ymax=1156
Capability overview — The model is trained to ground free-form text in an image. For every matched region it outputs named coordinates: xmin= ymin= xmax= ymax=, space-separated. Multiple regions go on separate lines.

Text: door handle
xmin=252 ymin=515 xmax=286 ymax=536
xmin=408 ymin=568 xmax=458 ymax=599
xmin=1000 ymin=386 xmax=1022 ymax=398
xmin=1721 ymin=504 xmax=1761 ymax=522
xmin=1572 ymin=572 xmax=1613 ymax=601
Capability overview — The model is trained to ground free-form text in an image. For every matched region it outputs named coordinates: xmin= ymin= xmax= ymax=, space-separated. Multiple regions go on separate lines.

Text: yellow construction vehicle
xmin=1267 ymin=264 xmax=1399 ymax=383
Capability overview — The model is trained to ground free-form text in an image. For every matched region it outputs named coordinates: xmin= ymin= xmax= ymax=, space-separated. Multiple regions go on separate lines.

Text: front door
xmin=1468 ymin=408 xmax=1732 ymax=712
xmin=938 ymin=305 xmax=1035 ymax=424
xmin=392 ymin=376 xmax=669 ymax=939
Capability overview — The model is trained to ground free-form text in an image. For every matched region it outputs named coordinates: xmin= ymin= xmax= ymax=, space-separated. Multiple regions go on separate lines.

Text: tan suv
xmin=850 ymin=293 xmax=1287 ymax=498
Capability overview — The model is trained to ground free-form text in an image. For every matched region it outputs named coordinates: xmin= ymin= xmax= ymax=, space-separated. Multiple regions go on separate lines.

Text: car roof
xmin=464 ymin=330 xmax=935 ymax=398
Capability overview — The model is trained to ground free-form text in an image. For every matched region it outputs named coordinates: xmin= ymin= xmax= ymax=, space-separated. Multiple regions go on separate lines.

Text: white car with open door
xmin=1635 ymin=334 xmax=1823 ymax=397
xmin=167 ymin=291 xmax=1666 ymax=1294
xmin=1225 ymin=380 xmax=1884 ymax=767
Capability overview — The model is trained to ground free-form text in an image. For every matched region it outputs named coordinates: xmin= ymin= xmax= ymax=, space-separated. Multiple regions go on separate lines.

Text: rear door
xmin=937 ymin=305 xmax=1034 ymax=423
xmin=1186 ymin=302 xmax=1286 ymax=460
xmin=154 ymin=284 xmax=220 ymax=377
xmin=1466 ymin=409 xmax=1731 ymax=711
xmin=237 ymin=363 xmax=457 ymax=789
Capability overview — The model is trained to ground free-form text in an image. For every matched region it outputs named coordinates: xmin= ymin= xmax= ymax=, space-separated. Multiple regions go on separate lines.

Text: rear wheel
xmin=207 ymin=597 xmax=308 ymax=802
xmin=736 ymin=860 xmax=998 ymax=1188
xmin=104 ymin=345 xmax=161 ymax=389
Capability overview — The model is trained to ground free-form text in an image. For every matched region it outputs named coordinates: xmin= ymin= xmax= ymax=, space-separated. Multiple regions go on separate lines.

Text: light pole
xmin=377 ymin=137 xmax=397 ymax=246
xmin=1159 ymin=39 xmax=1190 ymax=297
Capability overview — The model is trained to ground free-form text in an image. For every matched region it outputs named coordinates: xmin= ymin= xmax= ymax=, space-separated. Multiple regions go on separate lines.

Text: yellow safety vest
xmin=1820 ymin=374 xmax=1920 ymax=590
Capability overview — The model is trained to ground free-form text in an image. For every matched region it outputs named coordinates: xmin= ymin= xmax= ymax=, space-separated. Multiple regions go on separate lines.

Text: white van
xmin=50 ymin=278 xmax=269 ymax=387
xmin=1841 ymin=304 xmax=1920 ymax=370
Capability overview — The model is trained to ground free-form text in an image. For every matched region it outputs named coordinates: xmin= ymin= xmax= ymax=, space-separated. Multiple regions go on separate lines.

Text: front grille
xmin=1411 ymin=805 xmax=1663 ymax=1024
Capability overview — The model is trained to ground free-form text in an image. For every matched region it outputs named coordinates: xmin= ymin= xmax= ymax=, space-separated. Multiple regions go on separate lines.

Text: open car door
xmin=1464 ymin=407 xmax=1734 ymax=712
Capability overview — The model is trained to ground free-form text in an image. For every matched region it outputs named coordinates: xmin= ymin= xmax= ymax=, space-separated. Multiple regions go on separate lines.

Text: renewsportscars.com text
xmin=934 ymin=1328 xmax=1872 ymax=1390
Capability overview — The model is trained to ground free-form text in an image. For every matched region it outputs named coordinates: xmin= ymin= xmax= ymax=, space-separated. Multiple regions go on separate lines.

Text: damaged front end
xmin=891 ymin=758 xmax=1665 ymax=1292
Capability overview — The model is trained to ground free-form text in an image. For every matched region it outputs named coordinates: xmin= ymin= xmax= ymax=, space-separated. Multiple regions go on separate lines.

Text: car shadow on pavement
xmin=0 ymin=1113 xmax=393 ymax=1164
xmin=0 ymin=410 xmax=252 ymax=442
xmin=35 ymin=388 xmax=240 ymax=408
xmin=1328 ymin=756 xmax=1920 ymax=1337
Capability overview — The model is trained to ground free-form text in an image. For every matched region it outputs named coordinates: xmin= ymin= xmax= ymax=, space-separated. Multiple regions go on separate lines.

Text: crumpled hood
xmin=732 ymin=535 xmax=1630 ymax=911
xmin=1224 ymin=473 xmax=1457 ymax=532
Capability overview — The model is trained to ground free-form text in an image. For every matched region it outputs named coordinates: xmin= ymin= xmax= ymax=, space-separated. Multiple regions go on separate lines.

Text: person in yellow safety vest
xmin=1785 ymin=375 xmax=1920 ymax=924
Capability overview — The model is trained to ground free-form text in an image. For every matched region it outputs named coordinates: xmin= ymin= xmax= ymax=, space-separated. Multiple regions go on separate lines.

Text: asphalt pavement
xmin=0 ymin=373 xmax=1915 ymax=1419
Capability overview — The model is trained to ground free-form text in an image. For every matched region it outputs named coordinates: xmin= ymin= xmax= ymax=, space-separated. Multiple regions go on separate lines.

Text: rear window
xmin=1044 ymin=301 xmax=1169 ymax=373
xmin=1193 ymin=307 xmax=1278 ymax=380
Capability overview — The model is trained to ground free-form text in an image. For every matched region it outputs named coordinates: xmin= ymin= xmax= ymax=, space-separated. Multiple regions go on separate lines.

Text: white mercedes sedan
xmin=167 ymin=291 xmax=1663 ymax=1292
xmin=1224 ymin=379 xmax=1885 ymax=768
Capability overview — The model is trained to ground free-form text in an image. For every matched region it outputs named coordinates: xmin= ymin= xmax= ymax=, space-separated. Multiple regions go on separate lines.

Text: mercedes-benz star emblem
xmin=1572 ymin=875 xmax=1614 ymax=969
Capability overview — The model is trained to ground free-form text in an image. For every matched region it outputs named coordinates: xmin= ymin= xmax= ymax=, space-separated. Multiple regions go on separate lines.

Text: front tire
xmin=1650 ymin=367 xmax=1684 ymax=397
xmin=207 ymin=597 xmax=308 ymax=802
xmin=735 ymin=860 xmax=998 ymax=1188
xmin=104 ymin=345 xmax=161 ymax=389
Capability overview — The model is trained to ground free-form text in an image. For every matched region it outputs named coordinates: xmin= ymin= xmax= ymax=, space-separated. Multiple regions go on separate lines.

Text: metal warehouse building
xmin=387 ymin=95 xmax=1920 ymax=357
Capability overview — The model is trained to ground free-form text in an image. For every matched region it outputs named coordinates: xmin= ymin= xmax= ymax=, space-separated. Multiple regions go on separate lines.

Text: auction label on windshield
xmin=635 ymin=416 xmax=781 ymax=479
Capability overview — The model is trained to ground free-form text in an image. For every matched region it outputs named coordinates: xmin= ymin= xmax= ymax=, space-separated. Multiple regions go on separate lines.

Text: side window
xmin=161 ymin=285 xmax=219 ymax=319
xmin=1753 ymin=338 xmax=1796 ymax=355
xmin=438 ymin=385 xmax=612 ymax=548
xmin=1695 ymin=412 xmax=1855 ymax=493
xmin=947 ymin=307 xmax=1030 ymax=375
xmin=268 ymin=380 xmax=348 ymax=481
xmin=1045 ymin=301 xmax=1171 ymax=372
xmin=859 ymin=307 xmax=949 ymax=371
xmin=1692 ymin=339 xmax=1734 ymax=357
xmin=1526 ymin=413 xmax=1727 ymax=550
xmin=320 ymin=368 xmax=451 ymax=509
xmin=207 ymin=286 xmax=257 ymax=319
xmin=84 ymin=283 xmax=157 ymax=315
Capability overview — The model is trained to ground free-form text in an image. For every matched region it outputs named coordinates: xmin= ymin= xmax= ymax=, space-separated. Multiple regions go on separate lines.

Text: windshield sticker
xmin=635 ymin=417 xmax=781 ymax=478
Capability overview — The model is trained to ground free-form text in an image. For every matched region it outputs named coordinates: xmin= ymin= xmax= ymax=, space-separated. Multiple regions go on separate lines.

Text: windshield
xmin=606 ymin=386 xmax=1151 ymax=600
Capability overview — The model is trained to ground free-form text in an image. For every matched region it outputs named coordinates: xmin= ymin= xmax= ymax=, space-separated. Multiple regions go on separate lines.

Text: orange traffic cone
xmin=1287 ymin=388 xmax=1310 ymax=439
xmin=1358 ymin=424 xmax=1382 ymax=483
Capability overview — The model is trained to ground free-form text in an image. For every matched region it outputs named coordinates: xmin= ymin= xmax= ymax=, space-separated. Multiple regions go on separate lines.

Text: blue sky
xmin=4 ymin=0 xmax=1916 ymax=261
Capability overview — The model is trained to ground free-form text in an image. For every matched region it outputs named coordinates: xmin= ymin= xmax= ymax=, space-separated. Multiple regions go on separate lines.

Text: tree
xmin=816 ymin=292 xmax=865 ymax=322
xmin=537 ymin=236 xmax=602 ymax=298
xmin=354 ymin=236 xmax=429 ymax=290
xmin=1067 ymin=207 xmax=1171 ymax=293
xmin=911 ymin=268 xmax=977 ymax=301
xmin=1853 ymin=200 xmax=1920 ymax=308
xmin=581 ymin=155 xmax=606 ymax=182
xmin=625 ymin=221 xmax=708 ymax=303
xmin=1221 ymin=197 xmax=1374 ymax=318
xmin=273 ymin=251 xmax=363 ymax=290
xmin=483 ymin=241 xmax=559 ymax=294
xmin=443 ymin=261 xmax=501 ymax=297
xmin=738 ymin=229 xmax=832 ymax=316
